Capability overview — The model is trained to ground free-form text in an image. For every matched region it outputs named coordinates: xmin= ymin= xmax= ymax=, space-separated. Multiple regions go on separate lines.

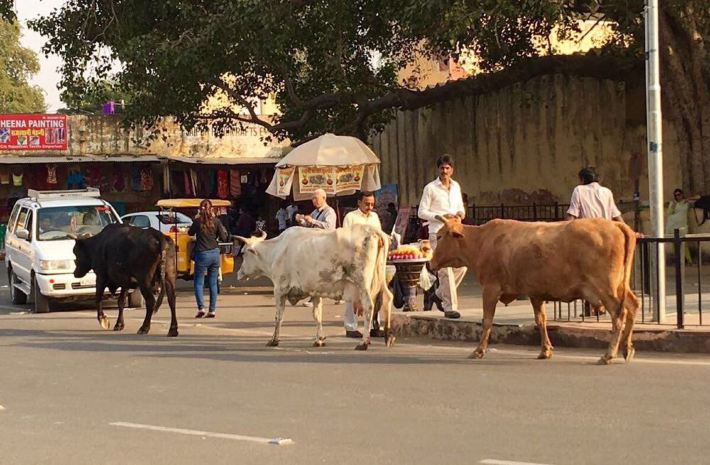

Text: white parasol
xmin=266 ymin=133 xmax=381 ymax=200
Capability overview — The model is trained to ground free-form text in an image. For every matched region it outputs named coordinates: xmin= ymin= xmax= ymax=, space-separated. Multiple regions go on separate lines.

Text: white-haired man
xmin=296 ymin=188 xmax=337 ymax=230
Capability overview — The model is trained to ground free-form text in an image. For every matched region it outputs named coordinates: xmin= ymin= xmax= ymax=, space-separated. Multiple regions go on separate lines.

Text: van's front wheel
xmin=33 ymin=276 xmax=51 ymax=313
xmin=8 ymin=268 xmax=27 ymax=305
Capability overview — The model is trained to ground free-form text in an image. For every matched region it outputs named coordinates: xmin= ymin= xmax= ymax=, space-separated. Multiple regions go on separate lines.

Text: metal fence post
xmin=674 ymin=228 xmax=684 ymax=329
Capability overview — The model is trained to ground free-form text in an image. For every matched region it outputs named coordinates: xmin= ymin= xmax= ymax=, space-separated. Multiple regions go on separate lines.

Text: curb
xmin=391 ymin=313 xmax=710 ymax=354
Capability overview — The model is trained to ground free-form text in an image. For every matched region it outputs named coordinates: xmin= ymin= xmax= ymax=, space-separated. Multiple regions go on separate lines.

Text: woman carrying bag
xmin=189 ymin=199 xmax=231 ymax=318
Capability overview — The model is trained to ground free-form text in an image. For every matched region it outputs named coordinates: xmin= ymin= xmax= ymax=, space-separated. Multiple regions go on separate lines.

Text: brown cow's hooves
xmin=537 ymin=349 xmax=553 ymax=360
xmin=266 ymin=339 xmax=279 ymax=347
xmin=597 ymin=355 xmax=613 ymax=365
xmin=312 ymin=339 xmax=326 ymax=347
xmin=113 ymin=323 xmax=124 ymax=331
xmin=99 ymin=317 xmax=111 ymax=330
xmin=385 ymin=336 xmax=396 ymax=348
xmin=624 ymin=348 xmax=635 ymax=363
xmin=167 ymin=329 xmax=178 ymax=337
xmin=469 ymin=350 xmax=485 ymax=359
xmin=355 ymin=343 xmax=369 ymax=351
xmin=137 ymin=327 xmax=150 ymax=335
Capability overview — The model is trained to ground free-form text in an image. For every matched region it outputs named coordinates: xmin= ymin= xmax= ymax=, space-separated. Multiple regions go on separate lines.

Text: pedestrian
xmin=418 ymin=154 xmax=466 ymax=319
xmin=189 ymin=199 xmax=231 ymax=319
xmin=295 ymin=188 xmax=337 ymax=230
xmin=382 ymin=202 xmax=398 ymax=233
xmin=256 ymin=214 xmax=266 ymax=232
xmin=341 ymin=191 xmax=382 ymax=338
xmin=286 ymin=201 xmax=298 ymax=227
xmin=566 ymin=167 xmax=624 ymax=222
xmin=234 ymin=207 xmax=256 ymax=237
xmin=276 ymin=201 xmax=290 ymax=234
xmin=566 ymin=167 xmax=623 ymax=317
xmin=294 ymin=189 xmax=338 ymax=307
xmin=666 ymin=188 xmax=695 ymax=264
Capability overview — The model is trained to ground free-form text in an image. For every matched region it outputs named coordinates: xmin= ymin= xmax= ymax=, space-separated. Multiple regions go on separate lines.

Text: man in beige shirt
xmin=341 ymin=191 xmax=382 ymax=337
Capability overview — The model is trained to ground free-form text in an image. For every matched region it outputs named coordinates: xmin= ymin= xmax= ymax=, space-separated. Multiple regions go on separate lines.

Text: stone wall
xmin=370 ymin=74 xmax=683 ymax=229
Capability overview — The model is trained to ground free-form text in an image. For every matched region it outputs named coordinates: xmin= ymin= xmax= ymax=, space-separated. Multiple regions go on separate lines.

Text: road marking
xmin=480 ymin=460 xmax=553 ymax=465
xmin=109 ymin=422 xmax=293 ymax=445
xmin=0 ymin=405 xmax=5 ymax=411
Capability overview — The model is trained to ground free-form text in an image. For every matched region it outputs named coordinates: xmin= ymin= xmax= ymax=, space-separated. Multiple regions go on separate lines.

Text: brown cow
xmin=430 ymin=217 xmax=639 ymax=364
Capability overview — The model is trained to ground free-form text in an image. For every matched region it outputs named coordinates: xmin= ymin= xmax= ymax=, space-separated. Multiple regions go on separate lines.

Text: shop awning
xmin=0 ymin=155 xmax=162 ymax=164
xmin=162 ymin=155 xmax=282 ymax=165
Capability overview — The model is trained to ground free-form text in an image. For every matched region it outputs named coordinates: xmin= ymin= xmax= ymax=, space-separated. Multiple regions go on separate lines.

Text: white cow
xmin=236 ymin=224 xmax=395 ymax=350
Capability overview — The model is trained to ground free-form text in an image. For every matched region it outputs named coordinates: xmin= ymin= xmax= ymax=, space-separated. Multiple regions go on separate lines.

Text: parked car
xmin=121 ymin=211 xmax=193 ymax=234
xmin=4 ymin=188 xmax=130 ymax=313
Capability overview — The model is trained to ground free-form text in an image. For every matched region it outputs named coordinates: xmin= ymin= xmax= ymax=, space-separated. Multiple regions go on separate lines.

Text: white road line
xmin=109 ymin=422 xmax=293 ymax=445
xmin=480 ymin=459 xmax=553 ymax=465
xmin=0 ymin=405 xmax=6 ymax=411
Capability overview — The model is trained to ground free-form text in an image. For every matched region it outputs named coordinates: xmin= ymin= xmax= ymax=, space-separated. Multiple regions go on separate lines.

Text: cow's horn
xmin=234 ymin=236 xmax=250 ymax=244
xmin=257 ymin=230 xmax=267 ymax=239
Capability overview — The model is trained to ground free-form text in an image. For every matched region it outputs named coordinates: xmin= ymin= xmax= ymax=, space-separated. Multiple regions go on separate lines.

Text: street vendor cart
xmin=387 ymin=241 xmax=433 ymax=311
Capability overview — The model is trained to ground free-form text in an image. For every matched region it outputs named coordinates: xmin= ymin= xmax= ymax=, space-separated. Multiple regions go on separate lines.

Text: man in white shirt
xmin=418 ymin=154 xmax=466 ymax=319
xmin=566 ymin=167 xmax=624 ymax=222
xmin=341 ymin=191 xmax=382 ymax=337
xmin=296 ymin=189 xmax=337 ymax=230
xmin=566 ymin=167 xmax=623 ymax=317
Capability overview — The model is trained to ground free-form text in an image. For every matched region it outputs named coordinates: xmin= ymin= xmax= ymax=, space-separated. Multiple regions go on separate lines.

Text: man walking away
xmin=566 ymin=167 xmax=624 ymax=222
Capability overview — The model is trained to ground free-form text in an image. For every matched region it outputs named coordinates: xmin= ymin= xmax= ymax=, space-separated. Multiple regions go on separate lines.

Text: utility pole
xmin=645 ymin=0 xmax=666 ymax=321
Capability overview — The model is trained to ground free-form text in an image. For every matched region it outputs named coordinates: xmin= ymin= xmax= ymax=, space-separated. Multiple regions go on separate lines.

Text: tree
xmin=29 ymin=1 xmax=708 ymax=190
xmin=0 ymin=18 xmax=46 ymax=113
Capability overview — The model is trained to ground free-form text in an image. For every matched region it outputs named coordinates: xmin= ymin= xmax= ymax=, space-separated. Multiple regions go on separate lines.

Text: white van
xmin=4 ymin=188 xmax=122 ymax=313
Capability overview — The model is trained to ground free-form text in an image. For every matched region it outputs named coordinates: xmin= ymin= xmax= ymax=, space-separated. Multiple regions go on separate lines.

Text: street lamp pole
xmin=645 ymin=0 xmax=666 ymax=321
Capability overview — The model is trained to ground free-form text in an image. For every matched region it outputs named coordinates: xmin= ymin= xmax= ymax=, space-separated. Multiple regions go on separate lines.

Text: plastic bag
xmin=419 ymin=264 xmax=436 ymax=291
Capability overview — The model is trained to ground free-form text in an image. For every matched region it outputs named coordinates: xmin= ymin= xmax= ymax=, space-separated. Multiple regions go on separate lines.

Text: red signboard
xmin=0 ymin=114 xmax=68 ymax=150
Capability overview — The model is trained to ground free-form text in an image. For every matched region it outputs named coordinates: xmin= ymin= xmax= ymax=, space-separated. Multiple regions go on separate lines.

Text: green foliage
xmin=0 ymin=19 xmax=46 ymax=113
xmin=27 ymin=0 xmax=707 ymax=142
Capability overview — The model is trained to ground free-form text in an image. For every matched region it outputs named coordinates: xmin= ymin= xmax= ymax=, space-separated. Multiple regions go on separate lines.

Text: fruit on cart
xmin=388 ymin=244 xmax=432 ymax=261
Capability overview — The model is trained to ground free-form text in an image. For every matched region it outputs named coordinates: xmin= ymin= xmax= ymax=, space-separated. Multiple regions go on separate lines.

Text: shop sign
xmin=0 ymin=114 xmax=68 ymax=150
xmin=334 ymin=166 xmax=364 ymax=193
xmin=275 ymin=166 xmax=295 ymax=196
xmin=298 ymin=167 xmax=336 ymax=195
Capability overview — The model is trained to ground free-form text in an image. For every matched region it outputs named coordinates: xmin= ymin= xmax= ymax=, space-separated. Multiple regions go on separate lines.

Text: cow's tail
xmin=153 ymin=236 xmax=169 ymax=314
xmin=616 ymin=223 xmax=637 ymax=314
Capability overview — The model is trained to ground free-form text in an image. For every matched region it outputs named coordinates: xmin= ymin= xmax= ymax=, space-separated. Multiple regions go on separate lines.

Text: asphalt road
xmin=1 ymin=276 xmax=710 ymax=465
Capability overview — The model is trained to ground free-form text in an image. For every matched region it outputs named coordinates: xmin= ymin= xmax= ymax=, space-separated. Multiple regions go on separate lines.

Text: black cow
xmin=73 ymin=223 xmax=179 ymax=337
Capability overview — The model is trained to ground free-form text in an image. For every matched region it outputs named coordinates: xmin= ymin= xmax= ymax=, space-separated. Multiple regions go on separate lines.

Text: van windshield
xmin=37 ymin=205 xmax=118 ymax=241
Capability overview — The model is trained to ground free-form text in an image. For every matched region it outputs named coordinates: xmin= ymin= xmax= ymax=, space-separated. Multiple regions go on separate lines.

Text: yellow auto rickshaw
xmin=155 ymin=199 xmax=235 ymax=281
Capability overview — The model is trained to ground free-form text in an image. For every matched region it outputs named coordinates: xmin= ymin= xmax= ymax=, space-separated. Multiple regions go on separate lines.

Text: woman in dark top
xmin=188 ymin=199 xmax=230 ymax=318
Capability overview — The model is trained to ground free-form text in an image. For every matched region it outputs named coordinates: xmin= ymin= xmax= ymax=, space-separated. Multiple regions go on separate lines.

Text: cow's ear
xmin=451 ymin=224 xmax=465 ymax=238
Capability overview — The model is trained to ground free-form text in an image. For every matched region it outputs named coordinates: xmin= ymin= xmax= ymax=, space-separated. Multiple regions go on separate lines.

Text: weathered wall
xmin=0 ymin=115 xmax=287 ymax=160
xmin=371 ymin=74 xmax=682 ymax=220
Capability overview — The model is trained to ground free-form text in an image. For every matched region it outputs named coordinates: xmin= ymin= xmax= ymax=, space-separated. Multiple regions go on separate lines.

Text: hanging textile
xmin=190 ymin=168 xmax=199 ymax=197
xmin=114 ymin=165 xmax=126 ymax=192
xmin=47 ymin=165 xmax=58 ymax=185
xmin=12 ymin=171 xmax=23 ymax=186
xmin=229 ymin=169 xmax=241 ymax=197
xmin=140 ymin=167 xmax=154 ymax=191
xmin=131 ymin=166 xmax=142 ymax=191
xmin=67 ymin=168 xmax=86 ymax=189
xmin=0 ymin=168 xmax=9 ymax=185
xmin=162 ymin=164 xmax=170 ymax=194
xmin=217 ymin=170 xmax=229 ymax=199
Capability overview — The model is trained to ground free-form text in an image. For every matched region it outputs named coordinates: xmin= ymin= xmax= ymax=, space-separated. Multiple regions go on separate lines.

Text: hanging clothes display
xmin=114 ymin=165 xmax=126 ymax=192
xmin=67 ymin=167 xmax=86 ymax=189
xmin=190 ymin=168 xmax=199 ymax=196
xmin=140 ymin=166 xmax=154 ymax=191
xmin=131 ymin=166 xmax=142 ymax=191
xmin=205 ymin=167 xmax=217 ymax=197
xmin=0 ymin=168 xmax=10 ymax=185
xmin=217 ymin=169 xmax=229 ymax=199
xmin=229 ymin=169 xmax=241 ymax=197
xmin=12 ymin=170 xmax=23 ymax=187
xmin=46 ymin=165 xmax=58 ymax=185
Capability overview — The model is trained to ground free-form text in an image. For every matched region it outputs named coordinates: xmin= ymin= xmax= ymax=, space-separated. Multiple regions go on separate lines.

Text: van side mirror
xmin=16 ymin=228 xmax=29 ymax=240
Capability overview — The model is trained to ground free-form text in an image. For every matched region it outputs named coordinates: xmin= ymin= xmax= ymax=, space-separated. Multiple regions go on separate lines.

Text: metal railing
xmin=469 ymin=202 xmax=570 ymax=225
